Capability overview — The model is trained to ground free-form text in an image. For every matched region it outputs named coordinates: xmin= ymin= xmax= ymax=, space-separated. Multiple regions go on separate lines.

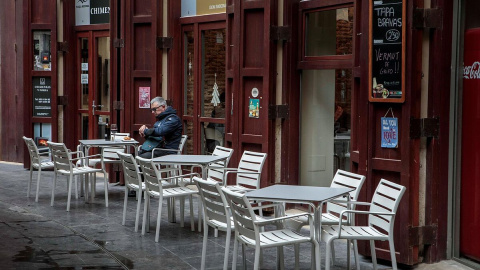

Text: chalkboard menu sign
xmin=369 ymin=0 xmax=405 ymax=103
xmin=33 ymin=77 xmax=52 ymax=117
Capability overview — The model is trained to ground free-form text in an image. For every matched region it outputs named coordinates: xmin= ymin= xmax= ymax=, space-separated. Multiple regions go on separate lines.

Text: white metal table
xmin=246 ymin=185 xmax=352 ymax=269
xmin=152 ymin=154 xmax=229 ymax=222
xmin=78 ymin=139 xmax=139 ymax=202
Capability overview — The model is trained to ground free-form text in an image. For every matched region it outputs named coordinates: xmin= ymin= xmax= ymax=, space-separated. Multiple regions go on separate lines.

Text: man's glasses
xmin=151 ymin=106 xmax=161 ymax=112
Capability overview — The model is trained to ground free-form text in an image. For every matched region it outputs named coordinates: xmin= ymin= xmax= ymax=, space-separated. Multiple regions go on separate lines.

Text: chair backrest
xmin=194 ymin=177 xmax=231 ymax=226
xmin=48 ymin=141 xmax=73 ymax=172
xmin=368 ymin=179 xmax=406 ymax=234
xmin=23 ymin=136 xmax=42 ymax=165
xmin=178 ymin=134 xmax=188 ymax=154
xmin=207 ymin=146 xmax=234 ymax=184
xmin=326 ymin=169 xmax=366 ymax=216
xmin=136 ymin=156 xmax=162 ymax=193
xmin=117 ymin=152 xmax=141 ymax=187
xmin=235 ymin=151 xmax=267 ymax=189
xmin=222 ymin=187 xmax=258 ymax=241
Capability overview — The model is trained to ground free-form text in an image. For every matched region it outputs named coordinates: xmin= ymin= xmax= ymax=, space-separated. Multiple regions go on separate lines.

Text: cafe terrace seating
xmin=23 ymin=136 xmax=54 ymax=202
xmin=136 ymin=156 xmax=197 ymax=242
xmin=117 ymin=152 xmax=146 ymax=232
xmin=321 ymin=178 xmax=406 ymax=270
xmin=48 ymin=141 xmax=104 ymax=211
xmin=222 ymin=187 xmax=321 ymax=270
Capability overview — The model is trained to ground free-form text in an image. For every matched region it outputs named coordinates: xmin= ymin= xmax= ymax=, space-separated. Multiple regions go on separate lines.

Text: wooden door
xmin=75 ymin=31 xmax=111 ymax=140
xmin=226 ymin=0 xmax=276 ymax=186
xmin=123 ymin=0 xmax=163 ymax=140
xmin=181 ymin=22 xmax=227 ymax=155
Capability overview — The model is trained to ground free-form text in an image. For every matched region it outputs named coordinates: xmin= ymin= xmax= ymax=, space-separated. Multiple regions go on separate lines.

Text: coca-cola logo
xmin=464 ymin=61 xmax=480 ymax=79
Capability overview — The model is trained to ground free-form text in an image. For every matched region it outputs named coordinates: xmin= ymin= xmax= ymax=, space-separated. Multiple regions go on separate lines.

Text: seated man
xmin=138 ymin=97 xmax=183 ymax=159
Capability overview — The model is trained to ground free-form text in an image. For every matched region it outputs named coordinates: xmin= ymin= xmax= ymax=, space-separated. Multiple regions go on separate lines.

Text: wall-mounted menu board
xmin=369 ymin=0 xmax=405 ymax=103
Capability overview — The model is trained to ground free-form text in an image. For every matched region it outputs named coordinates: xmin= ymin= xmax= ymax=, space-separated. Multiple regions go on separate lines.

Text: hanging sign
xmin=369 ymin=0 xmax=405 ymax=103
xmin=75 ymin=0 xmax=110 ymax=26
xmin=33 ymin=77 xmax=52 ymax=117
xmin=381 ymin=117 xmax=398 ymax=148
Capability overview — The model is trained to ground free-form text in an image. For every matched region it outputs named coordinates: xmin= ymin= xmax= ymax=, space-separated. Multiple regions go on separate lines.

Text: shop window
xmin=33 ymin=31 xmax=51 ymax=71
xmin=304 ymin=7 xmax=354 ymax=57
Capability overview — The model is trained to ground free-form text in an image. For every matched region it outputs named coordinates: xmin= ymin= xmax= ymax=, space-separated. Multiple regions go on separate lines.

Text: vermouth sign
xmin=464 ymin=61 xmax=480 ymax=79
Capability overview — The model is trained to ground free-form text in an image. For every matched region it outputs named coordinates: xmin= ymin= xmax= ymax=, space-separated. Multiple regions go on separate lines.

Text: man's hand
xmin=139 ymin=125 xmax=148 ymax=137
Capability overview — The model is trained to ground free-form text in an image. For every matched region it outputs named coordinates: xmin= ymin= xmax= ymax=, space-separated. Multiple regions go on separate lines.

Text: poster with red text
xmin=139 ymin=87 xmax=150 ymax=108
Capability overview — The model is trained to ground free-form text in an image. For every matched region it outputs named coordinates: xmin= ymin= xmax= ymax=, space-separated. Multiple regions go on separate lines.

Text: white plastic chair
xmin=139 ymin=134 xmax=188 ymax=157
xmin=23 ymin=136 xmax=54 ymax=202
xmin=48 ymin=141 xmax=104 ymax=211
xmin=286 ymin=169 xmax=366 ymax=267
xmin=222 ymin=187 xmax=321 ymax=270
xmin=117 ymin=152 xmax=146 ymax=232
xmin=136 ymin=156 xmax=198 ymax=242
xmin=194 ymin=177 xmax=234 ymax=270
xmin=223 ymin=151 xmax=267 ymax=192
xmin=321 ymin=179 xmax=406 ymax=270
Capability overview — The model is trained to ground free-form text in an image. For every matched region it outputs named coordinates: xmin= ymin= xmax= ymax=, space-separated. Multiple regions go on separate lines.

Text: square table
xmin=246 ymin=185 xmax=352 ymax=239
xmin=246 ymin=185 xmax=352 ymax=269
xmin=152 ymin=154 xmax=229 ymax=222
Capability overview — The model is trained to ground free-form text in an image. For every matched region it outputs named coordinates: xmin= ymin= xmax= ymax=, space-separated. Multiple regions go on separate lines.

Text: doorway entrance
xmin=299 ymin=6 xmax=354 ymax=186
xmin=181 ymin=22 xmax=226 ymax=155
xmin=76 ymin=31 xmax=111 ymax=140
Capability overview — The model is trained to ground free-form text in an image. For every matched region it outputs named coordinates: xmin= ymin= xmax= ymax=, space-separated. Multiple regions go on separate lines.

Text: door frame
xmin=75 ymin=30 xmax=111 ymax=141
xmin=180 ymin=19 xmax=227 ymax=155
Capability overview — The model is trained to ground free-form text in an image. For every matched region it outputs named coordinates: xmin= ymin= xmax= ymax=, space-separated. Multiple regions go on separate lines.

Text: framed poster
xmin=139 ymin=87 xmax=151 ymax=108
xmin=369 ymin=0 xmax=406 ymax=103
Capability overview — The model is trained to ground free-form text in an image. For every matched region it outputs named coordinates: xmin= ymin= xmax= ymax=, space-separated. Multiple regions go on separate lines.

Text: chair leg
xmin=35 ymin=167 xmax=42 ymax=202
xmin=27 ymin=166 xmax=33 ymax=198
xmin=389 ymin=239 xmax=398 ymax=270
xmin=104 ymin=176 xmax=109 ymax=207
xmin=198 ymin=199 xmax=203 ymax=232
xmin=201 ymin=220 xmax=208 ymax=270
xmin=122 ymin=187 xmax=128 ymax=226
xmin=66 ymin=175 xmax=73 ymax=212
xmin=353 ymin=240 xmax=360 ymax=270
xmin=325 ymin=239 xmax=333 ymax=270
xmin=142 ymin=194 xmax=149 ymax=235
xmin=224 ymin=226 xmax=232 ymax=270
xmin=370 ymin=240 xmax=377 ymax=270
xmin=232 ymin=238 xmax=238 ymax=270
xmin=180 ymin=196 xmax=185 ymax=228
xmin=346 ymin=240 xmax=350 ymax=269
xmin=135 ymin=188 xmax=143 ymax=232
xmin=51 ymin=173 xmax=57 ymax=206
xmin=155 ymin=197 xmax=163 ymax=242
xmin=242 ymin=244 xmax=247 ymax=270
xmin=254 ymin=245 xmax=261 ymax=270
xmin=189 ymin=195 xmax=195 ymax=231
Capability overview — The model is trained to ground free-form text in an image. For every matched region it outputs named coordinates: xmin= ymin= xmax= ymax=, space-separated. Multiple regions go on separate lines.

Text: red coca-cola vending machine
xmin=461 ymin=28 xmax=480 ymax=262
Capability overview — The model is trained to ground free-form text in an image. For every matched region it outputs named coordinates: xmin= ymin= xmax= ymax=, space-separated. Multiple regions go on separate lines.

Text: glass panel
xmin=184 ymin=31 xmax=195 ymax=116
xmin=305 ymin=7 xmax=354 ymax=56
xmin=95 ymin=36 xmax=110 ymax=112
xmin=300 ymin=69 xmax=352 ymax=187
xmin=184 ymin=121 xmax=194 ymax=154
xmin=81 ymin=113 xmax=89 ymax=140
xmin=201 ymin=29 xmax=226 ymax=154
xmin=33 ymin=31 xmax=51 ymax=71
xmin=80 ymin=38 xmax=89 ymax=110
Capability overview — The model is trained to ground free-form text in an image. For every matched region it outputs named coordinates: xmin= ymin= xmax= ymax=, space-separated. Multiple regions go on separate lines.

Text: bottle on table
xmin=105 ymin=118 xmax=110 ymax=141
